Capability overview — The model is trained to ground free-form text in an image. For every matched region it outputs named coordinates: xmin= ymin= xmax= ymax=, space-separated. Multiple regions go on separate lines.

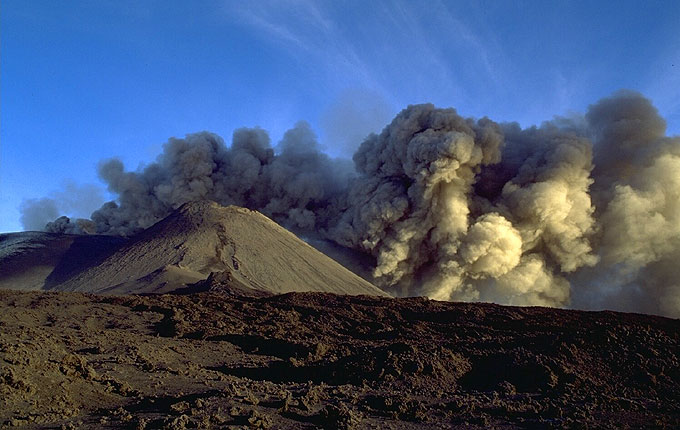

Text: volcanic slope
xmin=45 ymin=201 xmax=388 ymax=296
xmin=0 ymin=232 xmax=127 ymax=292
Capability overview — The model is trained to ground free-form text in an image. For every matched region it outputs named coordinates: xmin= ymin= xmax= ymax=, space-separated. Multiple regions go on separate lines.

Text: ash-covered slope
xmin=51 ymin=201 xmax=388 ymax=296
xmin=0 ymin=232 xmax=127 ymax=291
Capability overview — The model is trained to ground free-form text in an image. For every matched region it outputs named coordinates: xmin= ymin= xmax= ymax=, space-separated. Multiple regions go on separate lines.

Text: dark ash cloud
xmin=31 ymin=91 xmax=680 ymax=317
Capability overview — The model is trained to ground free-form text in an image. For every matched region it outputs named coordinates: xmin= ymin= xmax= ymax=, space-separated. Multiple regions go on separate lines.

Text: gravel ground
xmin=1 ymin=288 xmax=678 ymax=429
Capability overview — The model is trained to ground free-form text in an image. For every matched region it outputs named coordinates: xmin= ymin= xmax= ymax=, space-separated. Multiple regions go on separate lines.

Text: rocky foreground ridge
xmin=1 ymin=288 xmax=678 ymax=429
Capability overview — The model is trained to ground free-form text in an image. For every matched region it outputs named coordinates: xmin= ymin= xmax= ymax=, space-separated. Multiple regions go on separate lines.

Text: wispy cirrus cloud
xmin=221 ymin=0 xmax=509 ymax=110
xmin=224 ymin=1 xmax=381 ymax=93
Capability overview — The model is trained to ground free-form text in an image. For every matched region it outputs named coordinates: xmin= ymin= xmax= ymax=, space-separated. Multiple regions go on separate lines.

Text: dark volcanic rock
xmin=0 ymin=289 xmax=678 ymax=429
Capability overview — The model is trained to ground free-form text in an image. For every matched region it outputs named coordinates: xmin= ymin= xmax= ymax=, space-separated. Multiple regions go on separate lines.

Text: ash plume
xmin=20 ymin=182 xmax=104 ymax=234
xmin=32 ymin=91 xmax=680 ymax=317
xmin=20 ymin=198 xmax=60 ymax=231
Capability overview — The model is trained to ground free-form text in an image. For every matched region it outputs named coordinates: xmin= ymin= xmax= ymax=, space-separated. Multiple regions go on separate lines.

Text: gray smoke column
xmin=35 ymin=91 xmax=680 ymax=318
xmin=576 ymin=91 xmax=680 ymax=317
xmin=20 ymin=198 xmax=60 ymax=231
xmin=63 ymin=123 xmax=353 ymax=236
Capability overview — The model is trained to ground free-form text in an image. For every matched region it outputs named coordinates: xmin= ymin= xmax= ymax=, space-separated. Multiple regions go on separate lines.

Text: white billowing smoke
xmin=459 ymin=213 xmax=522 ymax=280
xmin=330 ymin=104 xmax=505 ymax=301
xmin=26 ymin=91 xmax=680 ymax=318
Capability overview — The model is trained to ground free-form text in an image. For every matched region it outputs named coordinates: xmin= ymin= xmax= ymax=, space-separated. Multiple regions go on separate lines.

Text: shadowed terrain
xmin=0 ymin=232 xmax=127 ymax=291
xmin=1 ymin=288 xmax=678 ymax=429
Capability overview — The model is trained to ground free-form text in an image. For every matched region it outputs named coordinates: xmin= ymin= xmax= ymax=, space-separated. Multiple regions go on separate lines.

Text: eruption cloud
xmin=32 ymin=91 xmax=680 ymax=318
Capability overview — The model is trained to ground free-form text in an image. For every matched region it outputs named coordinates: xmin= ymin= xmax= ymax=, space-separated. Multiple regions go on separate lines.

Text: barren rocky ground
xmin=1 ymin=286 xmax=678 ymax=429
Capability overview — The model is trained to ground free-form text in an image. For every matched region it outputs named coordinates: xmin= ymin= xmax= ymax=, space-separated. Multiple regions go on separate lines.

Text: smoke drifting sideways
xmin=24 ymin=91 xmax=680 ymax=318
xmin=20 ymin=182 xmax=105 ymax=233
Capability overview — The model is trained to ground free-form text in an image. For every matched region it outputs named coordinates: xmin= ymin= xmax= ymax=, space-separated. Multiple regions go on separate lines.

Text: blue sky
xmin=2 ymin=0 xmax=679 ymax=233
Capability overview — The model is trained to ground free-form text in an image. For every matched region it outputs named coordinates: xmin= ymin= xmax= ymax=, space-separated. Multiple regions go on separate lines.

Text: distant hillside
xmin=0 ymin=232 xmax=127 ymax=291
xmin=0 ymin=201 xmax=387 ymax=297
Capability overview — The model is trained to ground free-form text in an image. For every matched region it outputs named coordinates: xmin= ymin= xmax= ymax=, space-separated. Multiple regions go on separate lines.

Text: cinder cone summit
xmin=25 ymin=201 xmax=388 ymax=296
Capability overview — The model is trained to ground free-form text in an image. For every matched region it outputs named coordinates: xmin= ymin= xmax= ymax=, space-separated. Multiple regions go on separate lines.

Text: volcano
xmin=1 ymin=202 xmax=678 ymax=429
xmin=0 ymin=201 xmax=387 ymax=297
